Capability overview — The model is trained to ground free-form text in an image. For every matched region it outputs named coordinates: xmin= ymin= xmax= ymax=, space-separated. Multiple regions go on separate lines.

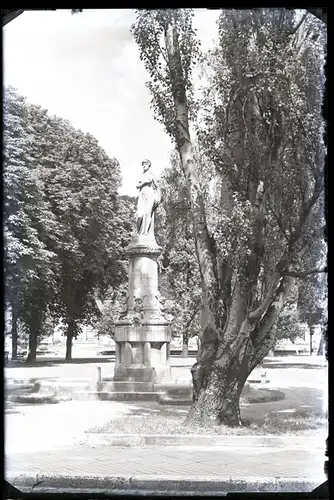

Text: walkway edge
xmin=6 ymin=474 xmax=321 ymax=494
xmin=83 ymin=433 xmax=326 ymax=448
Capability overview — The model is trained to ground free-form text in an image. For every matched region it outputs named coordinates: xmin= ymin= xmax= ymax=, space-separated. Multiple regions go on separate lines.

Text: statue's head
xmin=142 ymin=159 xmax=151 ymax=172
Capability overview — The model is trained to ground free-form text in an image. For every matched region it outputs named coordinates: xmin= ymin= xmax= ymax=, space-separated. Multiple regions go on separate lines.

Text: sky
xmin=3 ymin=9 xmax=219 ymax=196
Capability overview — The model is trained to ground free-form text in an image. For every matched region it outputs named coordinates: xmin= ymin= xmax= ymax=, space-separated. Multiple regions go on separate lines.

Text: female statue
xmin=136 ymin=159 xmax=161 ymax=236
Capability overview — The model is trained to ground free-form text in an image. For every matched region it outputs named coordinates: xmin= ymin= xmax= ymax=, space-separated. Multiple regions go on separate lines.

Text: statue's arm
xmin=137 ymin=175 xmax=154 ymax=190
xmin=151 ymin=174 xmax=160 ymax=190
xmin=136 ymin=179 xmax=147 ymax=189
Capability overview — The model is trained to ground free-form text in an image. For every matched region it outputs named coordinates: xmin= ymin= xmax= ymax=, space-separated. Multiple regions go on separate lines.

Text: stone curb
xmin=6 ymin=474 xmax=321 ymax=494
xmin=83 ymin=433 xmax=325 ymax=449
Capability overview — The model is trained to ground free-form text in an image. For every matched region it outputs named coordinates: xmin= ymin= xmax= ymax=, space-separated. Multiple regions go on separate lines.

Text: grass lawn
xmin=240 ymin=387 xmax=285 ymax=404
xmin=88 ymin=389 xmax=327 ymax=437
xmin=88 ymin=407 xmax=327 ymax=436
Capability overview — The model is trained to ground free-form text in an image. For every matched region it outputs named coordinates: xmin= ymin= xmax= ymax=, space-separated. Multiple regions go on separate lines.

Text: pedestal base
xmin=97 ymin=378 xmax=193 ymax=404
xmin=113 ymin=318 xmax=172 ymax=384
xmin=109 ymin=234 xmax=174 ymax=400
xmin=113 ymin=365 xmax=172 ymax=384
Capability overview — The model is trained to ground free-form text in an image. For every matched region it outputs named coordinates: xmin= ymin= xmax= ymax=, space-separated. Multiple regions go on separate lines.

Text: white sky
xmin=3 ymin=9 xmax=219 ymax=196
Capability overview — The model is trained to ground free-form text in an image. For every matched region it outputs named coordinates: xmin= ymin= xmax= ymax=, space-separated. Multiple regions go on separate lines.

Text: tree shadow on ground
xmin=127 ymin=387 xmax=325 ymax=420
xmin=122 ymin=401 xmax=190 ymax=418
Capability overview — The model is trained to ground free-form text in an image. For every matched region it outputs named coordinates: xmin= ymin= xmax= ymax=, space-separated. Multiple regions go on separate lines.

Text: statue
xmin=136 ymin=159 xmax=161 ymax=236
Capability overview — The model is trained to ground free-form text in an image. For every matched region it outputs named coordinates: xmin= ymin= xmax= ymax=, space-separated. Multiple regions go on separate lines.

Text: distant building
xmin=53 ymin=320 xmax=99 ymax=343
xmin=78 ymin=324 xmax=97 ymax=341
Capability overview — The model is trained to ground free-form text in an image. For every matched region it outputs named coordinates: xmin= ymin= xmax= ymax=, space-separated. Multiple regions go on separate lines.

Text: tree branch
xmin=141 ymin=46 xmax=167 ymax=83
xmin=289 ymin=169 xmax=324 ymax=247
xmin=248 ymin=273 xmax=281 ymax=323
xmin=282 ymin=266 xmax=327 ymax=279
xmin=151 ymin=13 xmax=169 ymax=66
xmin=184 ymin=302 xmax=201 ymax=332
xmin=249 ymin=276 xmax=294 ymax=370
xmin=267 ymin=200 xmax=290 ymax=242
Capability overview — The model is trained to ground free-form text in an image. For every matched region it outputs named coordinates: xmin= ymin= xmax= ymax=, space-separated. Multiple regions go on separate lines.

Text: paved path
xmin=5 ymin=400 xmax=135 ymax=453
xmin=6 ymin=443 xmax=326 ymax=483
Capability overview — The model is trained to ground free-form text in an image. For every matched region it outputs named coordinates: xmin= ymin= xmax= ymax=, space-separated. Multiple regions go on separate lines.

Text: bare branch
xmin=282 ymin=266 xmax=327 ymax=279
xmin=289 ymin=169 xmax=324 ymax=247
xmin=184 ymin=302 xmax=201 ymax=332
xmin=267 ymin=199 xmax=290 ymax=242
xmin=241 ymin=96 xmax=258 ymax=153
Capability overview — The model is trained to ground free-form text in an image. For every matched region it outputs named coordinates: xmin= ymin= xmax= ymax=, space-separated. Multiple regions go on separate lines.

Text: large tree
xmin=4 ymin=86 xmax=31 ymax=360
xmin=4 ymin=88 xmax=128 ymax=361
xmin=132 ymin=9 xmax=326 ymax=426
xmin=3 ymin=87 xmax=60 ymax=362
xmin=26 ymin=108 xmax=126 ymax=360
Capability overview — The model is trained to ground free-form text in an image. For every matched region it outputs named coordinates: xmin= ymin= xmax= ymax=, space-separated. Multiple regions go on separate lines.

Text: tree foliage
xmin=275 ymin=310 xmax=305 ymax=344
xmin=297 ymin=272 xmax=327 ymax=341
xmin=3 ymin=87 xmax=130 ymax=361
xmin=96 ymin=195 xmax=136 ymax=338
xmin=3 ymin=87 xmax=60 ymax=360
xmin=156 ymin=151 xmax=202 ymax=353
xmin=31 ymin=110 xmax=125 ymax=359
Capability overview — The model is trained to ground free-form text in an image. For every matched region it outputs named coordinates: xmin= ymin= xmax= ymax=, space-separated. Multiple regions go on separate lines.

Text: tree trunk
xmin=317 ymin=331 xmax=324 ymax=355
xmin=309 ymin=324 xmax=314 ymax=355
xmin=182 ymin=335 xmax=189 ymax=358
xmin=26 ymin=326 xmax=38 ymax=363
xmin=11 ymin=306 xmax=18 ymax=361
xmin=65 ymin=320 xmax=75 ymax=361
xmin=189 ymin=354 xmax=247 ymax=426
xmin=187 ymin=280 xmax=249 ymax=426
xmin=181 ymin=306 xmax=200 ymax=359
xmin=187 ymin=277 xmax=293 ymax=426
xmin=164 ymin=22 xmax=220 ymax=306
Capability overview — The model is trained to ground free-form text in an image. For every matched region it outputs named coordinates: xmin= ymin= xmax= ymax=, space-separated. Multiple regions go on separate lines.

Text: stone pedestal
xmin=113 ymin=234 xmax=172 ymax=389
